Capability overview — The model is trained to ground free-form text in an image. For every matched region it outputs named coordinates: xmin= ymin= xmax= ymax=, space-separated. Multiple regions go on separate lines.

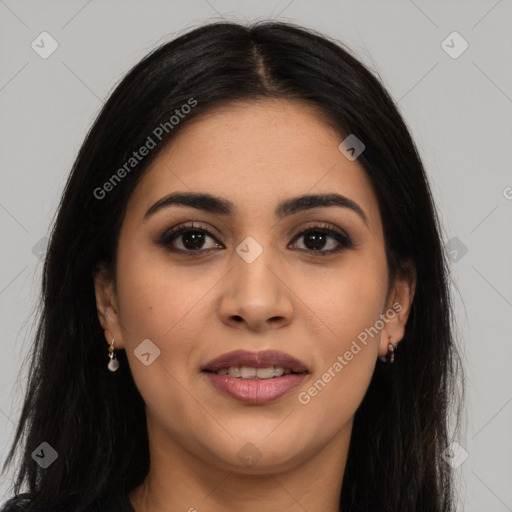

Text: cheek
xmin=328 ymin=265 xmax=388 ymax=347
xmin=295 ymin=249 xmax=388 ymax=409
xmin=113 ymin=252 xmax=220 ymax=433
xmin=303 ymin=248 xmax=389 ymax=352
xmin=114 ymin=241 xmax=214 ymax=377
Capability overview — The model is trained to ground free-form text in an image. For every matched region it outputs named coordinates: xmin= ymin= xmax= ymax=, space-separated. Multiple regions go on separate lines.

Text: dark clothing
xmin=0 ymin=493 xmax=136 ymax=512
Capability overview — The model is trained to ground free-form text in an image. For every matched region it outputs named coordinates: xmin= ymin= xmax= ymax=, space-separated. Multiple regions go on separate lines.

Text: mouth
xmin=201 ymin=349 xmax=309 ymax=405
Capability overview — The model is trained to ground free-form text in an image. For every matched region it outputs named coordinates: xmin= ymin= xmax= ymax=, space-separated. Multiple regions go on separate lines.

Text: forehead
xmin=125 ymin=99 xmax=381 ymax=231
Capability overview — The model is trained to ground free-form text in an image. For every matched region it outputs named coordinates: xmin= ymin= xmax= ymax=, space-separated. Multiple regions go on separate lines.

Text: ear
xmin=93 ymin=263 xmax=125 ymax=350
xmin=378 ymin=261 xmax=416 ymax=358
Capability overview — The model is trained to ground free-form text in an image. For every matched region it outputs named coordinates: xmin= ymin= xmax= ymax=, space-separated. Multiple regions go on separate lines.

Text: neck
xmin=129 ymin=417 xmax=353 ymax=512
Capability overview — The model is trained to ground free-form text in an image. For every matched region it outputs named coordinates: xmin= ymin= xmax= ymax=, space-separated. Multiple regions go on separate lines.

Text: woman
xmin=1 ymin=20 xmax=464 ymax=512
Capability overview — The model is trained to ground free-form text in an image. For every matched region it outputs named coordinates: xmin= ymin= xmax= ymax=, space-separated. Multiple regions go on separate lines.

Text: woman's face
xmin=95 ymin=99 xmax=414 ymax=474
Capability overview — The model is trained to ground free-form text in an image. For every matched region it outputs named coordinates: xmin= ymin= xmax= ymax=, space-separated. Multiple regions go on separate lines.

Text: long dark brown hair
xmin=2 ymin=20 xmax=464 ymax=512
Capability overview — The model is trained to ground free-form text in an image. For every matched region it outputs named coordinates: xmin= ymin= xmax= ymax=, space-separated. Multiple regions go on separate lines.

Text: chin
xmin=201 ymin=435 xmax=312 ymax=475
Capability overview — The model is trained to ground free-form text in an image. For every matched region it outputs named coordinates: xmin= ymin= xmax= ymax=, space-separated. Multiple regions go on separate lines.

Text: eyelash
xmin=156 ymin=222 xmax=354 ymax=257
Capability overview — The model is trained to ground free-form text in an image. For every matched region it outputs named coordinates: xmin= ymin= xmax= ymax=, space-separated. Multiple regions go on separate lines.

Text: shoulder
xmin=1 ymin=492 xmax=133 ymax=512
xmin=0 ymin=493 xmax=71 ymax=512
xmin=1 ymin=493 xmax=38 ymax=511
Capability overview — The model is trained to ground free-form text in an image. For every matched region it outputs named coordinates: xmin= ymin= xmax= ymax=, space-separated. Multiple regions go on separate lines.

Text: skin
xmin=94 ymin=98 xmax=416 ymax=512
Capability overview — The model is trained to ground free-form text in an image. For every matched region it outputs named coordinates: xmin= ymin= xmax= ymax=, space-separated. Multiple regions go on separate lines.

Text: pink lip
xmin=201 ymin=349 xmax=309 ymax=405
xmin=204 ymin=372 xmax=307 ymax=405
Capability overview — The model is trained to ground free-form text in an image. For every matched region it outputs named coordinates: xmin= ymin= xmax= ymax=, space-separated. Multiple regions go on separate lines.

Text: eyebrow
xmin=143 ymin=191 xmax=369 ymax=226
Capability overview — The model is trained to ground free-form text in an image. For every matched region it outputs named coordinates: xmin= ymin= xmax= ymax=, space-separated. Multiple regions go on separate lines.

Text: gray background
xmin=1 ymin=1 xmax=511 ymax=510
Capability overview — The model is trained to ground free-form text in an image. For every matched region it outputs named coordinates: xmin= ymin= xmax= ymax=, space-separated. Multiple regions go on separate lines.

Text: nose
xmin=217 ymin=247 xmax=294 ymax=332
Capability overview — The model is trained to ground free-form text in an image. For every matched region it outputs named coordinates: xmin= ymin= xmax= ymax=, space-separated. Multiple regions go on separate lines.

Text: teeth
xmin=228 ymin=367 xmax=241 ymax=378
xmin=256 ymin=367 xmax=275 ymax=379
xmin=240 ymin=367 xmax=256 ymax=378
xmin=272 ymin=367 xmax=285 ymax=377
xmin=217 ymin=366 xmax=289 ymax=379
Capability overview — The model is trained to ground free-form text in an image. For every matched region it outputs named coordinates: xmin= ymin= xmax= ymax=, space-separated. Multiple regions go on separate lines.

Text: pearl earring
xmin=108 ymin=338 xmax=120 ymax=372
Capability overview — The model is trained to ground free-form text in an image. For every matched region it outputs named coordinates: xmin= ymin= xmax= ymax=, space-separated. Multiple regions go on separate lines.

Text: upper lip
xmin=202 ymin=349 xmax=309 ymax=373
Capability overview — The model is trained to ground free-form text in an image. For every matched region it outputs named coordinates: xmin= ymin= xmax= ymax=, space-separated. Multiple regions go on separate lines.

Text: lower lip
xmin=203 ymin=372 xmax=306 ymax=405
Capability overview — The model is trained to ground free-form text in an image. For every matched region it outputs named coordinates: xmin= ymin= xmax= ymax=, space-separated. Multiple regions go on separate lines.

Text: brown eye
xmin=290 ymin=224 xmax=354 ymax=255
xmin=157 ymin=223 xmax=223 ymax=253
xmin=156 ymin=222 xmax=354 ymax=257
